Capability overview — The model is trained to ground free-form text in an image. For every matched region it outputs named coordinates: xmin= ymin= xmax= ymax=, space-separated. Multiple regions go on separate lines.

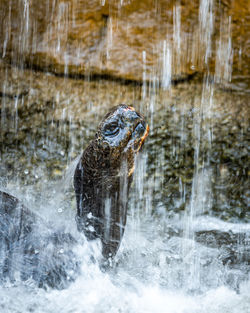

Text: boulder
xmin=0 ymin=0 xmax=249 ymax=86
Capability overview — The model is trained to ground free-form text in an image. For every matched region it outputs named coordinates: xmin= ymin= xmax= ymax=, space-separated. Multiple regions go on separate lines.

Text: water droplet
xmin=88 ymin=226 xmax=95 ymax=232
xmin=24 ymin=169 xmax=29 ymax=175
xmin=87 ymin=212 xmax=92 ymax=219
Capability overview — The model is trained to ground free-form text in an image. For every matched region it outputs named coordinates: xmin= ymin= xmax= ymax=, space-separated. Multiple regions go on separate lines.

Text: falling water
xmin=215 ymin=16 xmax=233 ymax=84
xmin=162 ymin=40 xmax=172 ymax=90
xmin=0 ymin=0 xmax=249 ymax=312
xmin=199 ymin=0 xmax=214 ymax=63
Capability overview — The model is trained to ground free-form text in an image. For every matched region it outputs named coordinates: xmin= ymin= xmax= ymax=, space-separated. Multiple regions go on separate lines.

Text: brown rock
xmin=0 ymin=0 xmax=249 ymax=86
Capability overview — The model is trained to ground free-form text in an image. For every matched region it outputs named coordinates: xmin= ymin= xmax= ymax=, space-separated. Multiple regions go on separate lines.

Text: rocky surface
xmin=0 ymin=60 xmax=249 ymax=222
xmin=0 ymin=0 xmax=249 ymax=88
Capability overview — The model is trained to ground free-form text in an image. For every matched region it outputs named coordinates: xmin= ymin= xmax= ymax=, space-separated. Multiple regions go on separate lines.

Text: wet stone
xmin=0 ymin=61 xmax=249 ymax=223
xmin=0 ymin=0 xmax=249 ymax=89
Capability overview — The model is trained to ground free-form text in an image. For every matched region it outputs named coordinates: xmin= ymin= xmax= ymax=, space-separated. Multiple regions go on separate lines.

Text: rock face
xmin=0 ymin=0 xmax=249 ymax=86
xmin=0 ymin=58 xmax=248 ymax=222
xmin=0 ymin=191 xmax=79 ymax=289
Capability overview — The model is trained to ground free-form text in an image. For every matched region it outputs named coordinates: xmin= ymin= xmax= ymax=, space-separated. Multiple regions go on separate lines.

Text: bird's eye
xmin=104 ymin=122 xmax=119 ymax=136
